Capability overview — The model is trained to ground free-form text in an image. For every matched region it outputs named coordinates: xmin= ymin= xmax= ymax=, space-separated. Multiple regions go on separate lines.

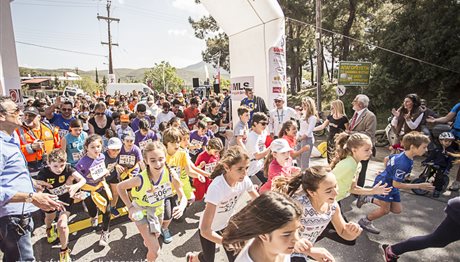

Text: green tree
xmin=144 ymin=61 xmax=184 ymax=94
xmin=75 ymin=76 xmax=100 ymax=94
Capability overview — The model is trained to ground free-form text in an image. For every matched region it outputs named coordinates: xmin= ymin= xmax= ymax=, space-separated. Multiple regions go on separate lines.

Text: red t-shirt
xmin=184 ymin=107 xmax=200 ymax=129
xmin=194 ymin=151 xmax=219 ymax=201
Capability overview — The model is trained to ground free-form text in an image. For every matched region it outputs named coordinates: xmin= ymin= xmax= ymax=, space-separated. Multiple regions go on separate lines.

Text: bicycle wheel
xmin=411 ymin=177 xmax=429 ymax=195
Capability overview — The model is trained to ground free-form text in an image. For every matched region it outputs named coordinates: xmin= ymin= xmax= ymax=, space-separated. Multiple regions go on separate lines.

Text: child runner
xmin=421 ymin=132 xmax=456 ymax=197
xmin=119 ymin=130 xmax=144 ymax=181
xmin=259 ymin=139 xmax=300 ymax=194
xmin=117 ymin=141 xmax=187 ymax=262
xmin=186 ymin=146 xmax=259 ymax=262
xmin=313 ymin=100 xmax=349 ymax=164
xmin=37 ymin=149 xmax=86 ymax=262
xmin=245 ymin=112 xmax=271 ymax=186
xmin=222 ymin=191 xmax=313 ymax=262
xmin=134 ymin=118 xmax=158 ymax=151
xmin=229 ymin=106 xmax=250 ymax=148
xmin=331 ymin=133 xmax=392 ymax=203
xmin=189 ymin=120 xmax=210 ymax=163
xmin=104 ymin=137 xmax=123 ymax=217
xmin=116 ymin=114 xmax=133 ymax=139
xmin=194 ymin=138 xmax=223 ymax=201
xmin=161 ymin=127 xmax=209 ymax=243
xmin=61 ymin=119 xmax=87 ymax=167
xmin=75 ymin=134 xmax=112 ymax=246
xmin=274 ymin=166 xmax=362 ymax=262
xmin=357 ymin=132 xmax=435 ymax=234
xmin=278 ymin=120 xmax=309 ymax=159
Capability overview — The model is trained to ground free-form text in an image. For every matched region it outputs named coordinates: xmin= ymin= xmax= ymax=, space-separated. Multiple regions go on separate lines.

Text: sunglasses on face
xmin=259 ymin=121 xmax=268 ymax=126
xmin=95 ymin=112 xmax=105 ymax=116
xmin=61 ymin=108 xmax=72 ymax=112
xmin=275 ymin=100 xmax=283 ymax=103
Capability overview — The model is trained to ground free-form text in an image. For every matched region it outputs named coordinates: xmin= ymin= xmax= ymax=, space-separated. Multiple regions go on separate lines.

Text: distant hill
xmin=19 ymin=61 xmax=229 ymax=86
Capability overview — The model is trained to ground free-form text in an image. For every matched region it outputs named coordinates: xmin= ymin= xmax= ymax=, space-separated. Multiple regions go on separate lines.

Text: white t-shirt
xmin=229 ymin=121 xmax=249 ymax=147
xmin=154 ymin=111 xmax=175 ymax=130
xmin=245 ymin=130 xmax=267 ymax=177
xmin=201 ymin=175 xmax=254 ymax=231
xmin=235 ymin=239 xmax=291 ymax=262
xmin=269 ymin=107 xmax=298 ymax=136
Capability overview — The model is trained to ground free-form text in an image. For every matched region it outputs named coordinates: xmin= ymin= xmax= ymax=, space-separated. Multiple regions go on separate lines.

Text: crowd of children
xmin=23 ymin=90 xmax=459 ymax=262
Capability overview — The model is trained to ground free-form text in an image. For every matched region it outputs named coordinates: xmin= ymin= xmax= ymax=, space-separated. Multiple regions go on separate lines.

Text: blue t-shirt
xmin=50 ymin=113 xmax=75 ymax=131
xmin=450 ymin=103 xmax=460 ymax=139
xmin=241 ymin=97 xmax=256 ymax=125
xmin=375 ymin=152 xmax=413 ymax=195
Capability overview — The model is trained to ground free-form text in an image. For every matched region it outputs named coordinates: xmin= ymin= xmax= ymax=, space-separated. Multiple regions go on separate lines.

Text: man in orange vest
xmin=15 ymin=106 xmax=61 ymax=175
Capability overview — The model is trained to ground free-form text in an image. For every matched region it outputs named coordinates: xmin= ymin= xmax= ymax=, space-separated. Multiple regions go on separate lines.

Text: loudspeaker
xmin=192 ymin=78 xmax=199 ymax=87
xmin=213 ymin=83 xmax=220 ymax=94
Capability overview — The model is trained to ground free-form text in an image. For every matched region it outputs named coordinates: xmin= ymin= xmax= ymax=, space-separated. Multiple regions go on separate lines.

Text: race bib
xmin=190 ymin=139 xmax=204 ymax=155
xmin=72 ymin=152 xmax=83 ymax=161
xmin=119 ymin=155 xmax=136 ymax=166
xmin=139 ymin=139 xmax=152 ymax=150
xmin=188 ymin=118 xmax=196 ymax=125
xmin=89 ymin=162 xmax=106 ymax=180
xmin=146 ymin=183 xmax=173 ymax=204
xmin=49 ymin=184 xmax=68 ymax=196
xmin=204 ymin=162 xmax=217 ymax=173
xmin=59 ymin=129 xmax=69 ymax=138
xmin=107 ymin=162 xmax=117 ymax=173
xmin=218 ymin=126 xmax=227 ymax=133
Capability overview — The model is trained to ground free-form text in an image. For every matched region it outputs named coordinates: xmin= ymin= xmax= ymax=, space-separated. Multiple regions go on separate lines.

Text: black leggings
xmin=197 ymin=229 xmax=236 ymax=262
xmin=83 ymin=190 xmax=111 ymax=231
xmin=315 ymin=200 xmax=356 ymax=246
xmin=392 ymin=215 xmax=460 ymax=255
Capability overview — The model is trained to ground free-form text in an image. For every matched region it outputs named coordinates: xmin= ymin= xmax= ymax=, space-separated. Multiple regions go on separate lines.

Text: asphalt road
xmin=6 ymin=146 xmax=460 ymax=262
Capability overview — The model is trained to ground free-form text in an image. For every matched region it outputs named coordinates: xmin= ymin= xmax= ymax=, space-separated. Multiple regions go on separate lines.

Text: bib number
xmin=119 ymin=155 xmax=136 ymax=166
xmin=49 ymin=184 xmax=68 ymax=196
xmin=139 ymin=139 xmax=152 ymax=150
xmin=204 ymin=162 xmax=217 ymax=173
xmin=89 ymin=162 xmax=106 ymax=180
xmin=72 ymin=152 xmax=83 ymax=161
xmin=59 ymin=129 xmax=69 ymax=138
xmin=146 ymin=183 xmax=173 ymax=204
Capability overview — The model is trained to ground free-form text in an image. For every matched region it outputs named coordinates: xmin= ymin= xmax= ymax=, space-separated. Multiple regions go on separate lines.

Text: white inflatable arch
xmin=200 ymin=0 xmax=286 ymax=123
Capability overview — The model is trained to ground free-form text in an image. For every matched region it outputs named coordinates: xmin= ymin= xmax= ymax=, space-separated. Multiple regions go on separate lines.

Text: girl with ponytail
xmin=273 ymin=166 xmax=362 ymax=262
xmin=187 ymin=146 xmax=259 ymax=262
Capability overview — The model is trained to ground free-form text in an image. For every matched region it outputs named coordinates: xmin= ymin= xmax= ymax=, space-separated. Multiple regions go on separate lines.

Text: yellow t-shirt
xmin=332 ymin=156 xmax=360 ymax=202
xmin=166 ymin=149 xmax=194 ymax=200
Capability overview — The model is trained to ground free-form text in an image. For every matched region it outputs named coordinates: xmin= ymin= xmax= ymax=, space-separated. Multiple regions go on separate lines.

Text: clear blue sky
xmin=11 ymin=0 xmax=208 ymax=71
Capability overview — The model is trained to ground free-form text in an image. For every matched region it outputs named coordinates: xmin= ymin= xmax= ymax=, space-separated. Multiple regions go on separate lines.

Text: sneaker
xmin=433 ymin=190 xmax=441 ymax=198
xmin=91 ymin=216 xmax=99 ymax=228
xmin=358 ymin=218 xmax=380 ymax=234
xmin=59 ymin=248 xmax=72 ymax=262
xmin=161 ymin=228 xmax=173 ymax=244
xmin=382 ymin=244 xmax=399 ymax=262
xmin=99 ymin=231 xmax=109 ymax=246
xmin=110 ymin=207 xmax=120 ymax=217
xmin=46 ymin=224 xmax=58 ymax=243
xmin=448 ymin=181 xmax=460 ymax=191
xmin=356 ymin=195 xmax=369 ymax=208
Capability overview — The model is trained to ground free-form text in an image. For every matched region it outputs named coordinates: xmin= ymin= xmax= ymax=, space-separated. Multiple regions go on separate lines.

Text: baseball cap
xmin=270 ymin=139 xmax=293 ymax=153
xmin=121 ymin=130 xmax=135 ymax=140
xmin=107 ymin=137 xmax=122 ymax=150
xmin=109 ymin=98 xmax=115 ymax=106
xmin=244 ymin=86 xmax=254 ymax=91
xmin=24 ymin=106 xmax=40 ymax=115
xmin=274 ymin=94 xmax=285 ymax=101
xmin=120 ymin=114 xmax=130 ymax=122
xmin=202 ymin=117 xmax=214 ymax=123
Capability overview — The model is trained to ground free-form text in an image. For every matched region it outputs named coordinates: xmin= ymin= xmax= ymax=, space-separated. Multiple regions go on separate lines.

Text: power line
xmin=16 ymin=41 xmax=107 ymax=57
xmin=286 ymin=17 xmax=460 ymax=74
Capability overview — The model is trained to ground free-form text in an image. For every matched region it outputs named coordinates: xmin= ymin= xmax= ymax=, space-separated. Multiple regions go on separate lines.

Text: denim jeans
xmin=0 ymin=214 xmax=35 ymax=262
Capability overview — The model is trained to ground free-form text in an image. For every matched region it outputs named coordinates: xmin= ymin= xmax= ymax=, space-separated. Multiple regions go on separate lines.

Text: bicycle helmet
xmin=439 ymin=132 xmax=455 ymax=140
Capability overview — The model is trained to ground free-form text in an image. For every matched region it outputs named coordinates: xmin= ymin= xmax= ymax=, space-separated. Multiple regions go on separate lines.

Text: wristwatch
xmin=25 ymin=193 xmax=34 ymax=203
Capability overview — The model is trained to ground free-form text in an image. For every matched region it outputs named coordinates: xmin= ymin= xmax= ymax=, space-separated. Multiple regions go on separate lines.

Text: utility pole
xmin=315 ymin=0 xmax=322 ymax=112
xmin=97 ymin=0 xmax=119 ymax=75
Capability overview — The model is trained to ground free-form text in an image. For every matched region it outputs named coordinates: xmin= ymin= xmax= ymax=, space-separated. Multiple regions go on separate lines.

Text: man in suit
xmin=349 ymin=94 xmax=377 ymax=187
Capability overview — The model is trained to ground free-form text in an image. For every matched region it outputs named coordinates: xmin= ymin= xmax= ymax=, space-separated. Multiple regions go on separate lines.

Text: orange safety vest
xmin=15 ymin=122 xmax=61 ymax=163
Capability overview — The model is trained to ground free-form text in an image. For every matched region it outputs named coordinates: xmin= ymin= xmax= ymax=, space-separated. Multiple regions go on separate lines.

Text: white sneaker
xmin=448 ymin=181 xmax=460 ymax=191
xmin=91 ymin=217 xmax=99 ymax=228
xmin=99 ymin=231 xmax=109 ymax=246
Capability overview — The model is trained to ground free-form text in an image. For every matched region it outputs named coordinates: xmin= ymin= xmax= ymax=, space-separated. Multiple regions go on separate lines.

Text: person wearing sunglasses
xmin=45 ymin=96 xmax=76 ymax=138
xmin=269 ymin=94 xmax=298 ymax=140
xmin=88 ymin=102 xmax=116 ymax=136
xmin=245 ymin=112 xmax=271 ymax=186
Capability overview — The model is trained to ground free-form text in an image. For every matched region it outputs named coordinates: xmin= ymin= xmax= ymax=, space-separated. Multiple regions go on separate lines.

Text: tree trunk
xmin=323 ymin=47 xmax=330 ymax=81
xmin=340 ymin=0 xmax=357 ymax=61
xmin=331 ymin=35 xmax=335 ymax=81
xmin=298 ymin=64 xmax=303 ymax=91
xmin=309 ymin=48 xmax=314 ymax=86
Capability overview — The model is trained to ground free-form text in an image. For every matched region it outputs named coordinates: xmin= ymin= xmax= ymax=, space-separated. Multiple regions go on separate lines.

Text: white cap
xmin=107 ymin=137 xmax=122 ymax=150
xmin=270 ymin=139 xmax=293 ymax=153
